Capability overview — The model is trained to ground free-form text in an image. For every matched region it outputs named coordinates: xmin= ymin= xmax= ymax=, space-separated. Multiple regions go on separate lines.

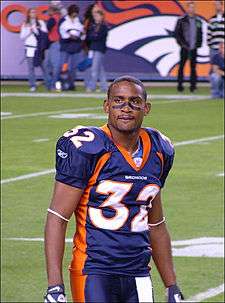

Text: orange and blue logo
xmin=97 ymin=0 xmax=215 ymax=78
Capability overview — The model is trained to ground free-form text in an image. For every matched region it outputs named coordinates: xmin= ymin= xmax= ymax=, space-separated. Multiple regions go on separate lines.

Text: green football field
xmin=1 ymin=84 xmax=224 ymax=302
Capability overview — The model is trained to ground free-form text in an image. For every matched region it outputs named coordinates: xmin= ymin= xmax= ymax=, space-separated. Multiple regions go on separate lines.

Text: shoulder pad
xmin=61 ymin=126 xmax=107 ymax=156
xmin=145 ymin=128 xmax=174 ymax=156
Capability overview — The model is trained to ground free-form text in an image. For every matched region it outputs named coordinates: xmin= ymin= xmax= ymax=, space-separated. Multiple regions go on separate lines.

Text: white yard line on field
xmin=1 ymin=134 xmax=224 ymax=185
xmin=1 ymin=169 xmax=55 ymax=184
xmin=5 ymin=237 xmax=72 ymax=242
xmin=216 ymin=172 xmax=224 ymax=177
xmin=5 ymin=236 xmax=223 ymax=258
xmin=1 ymin=92 xmax=210 ymax=100
xmin=33 ymin=138 xmax=49 ymax=143
xmin=174 ymin=135 xmax=224 ymax=146
xmin=1 ymin=92 xmax=104 ymax=98
xmin=1 ymin=106 xmax=102 ymax=120
xmin=1 ymin=112 xmax=12 ymax=116
xmin=171 ymin=237 xmax=224 ymax=246
xmin=1 ymin=95 xmax=214 ymax=121
xmin=185 ymin=284 xmax=224 ymax=302
xmin=3 ymin=236 xmax=224 ymax=301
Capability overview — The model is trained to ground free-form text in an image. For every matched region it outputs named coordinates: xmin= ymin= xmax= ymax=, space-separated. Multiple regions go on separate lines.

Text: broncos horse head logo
xmin=97 ymin=0 xmax=209 ymax=77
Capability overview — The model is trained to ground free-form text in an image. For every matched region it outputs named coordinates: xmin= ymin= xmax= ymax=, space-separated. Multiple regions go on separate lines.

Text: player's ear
xmin=103 ymin=99 xmax=109 ymax=113
xmin=144 ymin=102 xmax=151 ymax=116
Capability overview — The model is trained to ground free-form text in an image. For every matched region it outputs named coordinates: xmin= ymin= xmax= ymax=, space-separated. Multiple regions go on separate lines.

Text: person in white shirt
xmin=20 ymin=8 xmax=48 ymax=92
xmin=58 ymin=5 xmax=85 ymax=90
xmin=207 ymin=0 xmax=225 ymax=60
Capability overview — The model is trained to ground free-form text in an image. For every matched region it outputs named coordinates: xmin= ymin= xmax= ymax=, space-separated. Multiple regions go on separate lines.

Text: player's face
xmin=104 ymin=81 xmax=150 ymax=133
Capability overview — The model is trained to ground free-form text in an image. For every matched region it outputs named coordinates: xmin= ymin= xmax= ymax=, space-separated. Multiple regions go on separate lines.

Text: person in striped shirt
xmin=207 ymin=0 xmax=224 ymax=60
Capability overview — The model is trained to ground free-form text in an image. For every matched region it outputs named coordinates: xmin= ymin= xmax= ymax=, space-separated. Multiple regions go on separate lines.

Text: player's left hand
xmin=44 ymin=284 xmax=67 ymax=302
xmin=166 ymin=284 xmax=184 ymax=302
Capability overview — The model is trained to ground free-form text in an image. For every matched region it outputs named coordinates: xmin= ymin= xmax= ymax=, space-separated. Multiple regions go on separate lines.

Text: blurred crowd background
xmin=1 ymin=0 xmax=224 ymax=98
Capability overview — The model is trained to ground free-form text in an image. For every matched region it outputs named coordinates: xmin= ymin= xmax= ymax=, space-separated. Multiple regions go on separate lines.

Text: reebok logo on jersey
xmin=125 ymin=175 xmax=147 ymax=180
xmin=57 ymin=149 xmax=68 ymax=159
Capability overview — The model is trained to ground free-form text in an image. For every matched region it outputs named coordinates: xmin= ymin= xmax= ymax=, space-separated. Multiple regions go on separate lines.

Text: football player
xmin=44 ymin=76 xmax=184 ymax=302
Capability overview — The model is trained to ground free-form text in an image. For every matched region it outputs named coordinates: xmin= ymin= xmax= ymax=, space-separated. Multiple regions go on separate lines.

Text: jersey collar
xmin=100 ymin=124 xmax=151 ymax=172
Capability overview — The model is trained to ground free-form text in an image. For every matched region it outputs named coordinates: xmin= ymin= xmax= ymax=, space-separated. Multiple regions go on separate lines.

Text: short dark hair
xmin=107 ymin=75 xmax=147 ymax=101
xmin=68 ymin=4 xmax=79 ymax=16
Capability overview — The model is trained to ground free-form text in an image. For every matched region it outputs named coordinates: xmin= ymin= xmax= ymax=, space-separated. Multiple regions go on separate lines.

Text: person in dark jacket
xmin=59 ymin=4 xmax=85 ymax=90
xmin=174 ymin=1 xmax=203 ymax=92
xmin=45 ymin=5 xmax=61 ymax=90
xmin=85 ymin=10 xmax=108 ymax=92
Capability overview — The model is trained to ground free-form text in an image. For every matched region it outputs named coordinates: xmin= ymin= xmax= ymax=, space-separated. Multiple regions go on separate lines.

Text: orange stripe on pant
xmin=70 ymin=273 xmax=87 ymax=303
xmin=69 ymin=152 xmax=111 ymax=303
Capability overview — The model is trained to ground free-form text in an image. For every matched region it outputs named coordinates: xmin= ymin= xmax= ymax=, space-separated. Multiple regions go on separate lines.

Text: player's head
xmin=104 ymin=76 xmax=151 ymax=133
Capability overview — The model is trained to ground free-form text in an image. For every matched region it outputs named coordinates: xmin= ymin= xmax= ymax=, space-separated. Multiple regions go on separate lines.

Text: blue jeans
xmin=26 ymin=57 xmax=36 ymax=88
xmin=44 ymin=41 xmax=61 ymax=90
xmin=26 ymin=57 xmax=48 ymax=89
xmin=210 ymin=73 xmax=224 ymax=98
xmin=209 ymin=49 xmax=219 ymax=62
xmin=88 ymin=51 xmax=107 ymax=91
xmin=60 ymin=51 xmax=82 ymax=88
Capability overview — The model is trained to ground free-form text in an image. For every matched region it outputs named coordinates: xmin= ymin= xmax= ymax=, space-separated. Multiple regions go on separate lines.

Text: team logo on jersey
xmin=97 ymin=0 xmax=210 ymax=77
xmin=57 ymin=149 xmax=68 ymax=159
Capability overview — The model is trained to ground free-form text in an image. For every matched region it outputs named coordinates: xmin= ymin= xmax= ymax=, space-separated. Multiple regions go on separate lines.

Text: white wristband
xmin=148 ymin=216 xmax=166 ymax=227
xmin=47 ymin=208 xmax=69 ymax=222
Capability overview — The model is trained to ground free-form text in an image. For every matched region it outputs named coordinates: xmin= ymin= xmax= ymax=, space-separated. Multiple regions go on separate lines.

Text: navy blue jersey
xmin=55 ymin=125 xmax=174 ymax=276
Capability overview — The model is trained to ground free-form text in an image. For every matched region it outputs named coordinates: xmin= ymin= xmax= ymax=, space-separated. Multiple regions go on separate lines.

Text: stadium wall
xmin=1 ymin=1 xmax=215 ymax=81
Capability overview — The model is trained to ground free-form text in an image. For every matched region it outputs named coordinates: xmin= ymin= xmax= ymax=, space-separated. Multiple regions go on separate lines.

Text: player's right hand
xmin=44 ymin=284 xmax=67 ymax=302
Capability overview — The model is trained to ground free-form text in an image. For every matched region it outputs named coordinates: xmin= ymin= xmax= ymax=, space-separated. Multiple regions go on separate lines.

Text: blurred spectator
xmin=82 ymin=3 xmax=102 ymax=88
xmin=59 ymin=4 xmax=85 ymax=90
xmin=209 ymin=42 xmax=224 ymax=98
xmin=50 ymin=0 xmax=67 ymax=17
xmin=45 ymin=5 xmax=61 ymax=90
xmin=85 ymin=10 xmax=108 ymax=92
xmin=207 ymin=1 xmax=224 ymax=60
xmin=20 ymin=8 xmax=48 ymax=92
xmin=174 ymin=1 xmax=202 ymax=92
xmin=83 ymin=3 xmax=102 ymax=53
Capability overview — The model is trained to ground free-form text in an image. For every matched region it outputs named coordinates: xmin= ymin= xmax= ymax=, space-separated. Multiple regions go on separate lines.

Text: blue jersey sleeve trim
xmin=55 ymin=126 xmax=111 ymax=188
xmin=144 ymin=127 xmax=175 ymax=188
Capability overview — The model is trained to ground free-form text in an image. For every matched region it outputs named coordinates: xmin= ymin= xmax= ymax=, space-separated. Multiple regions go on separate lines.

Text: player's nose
xmin=121 ymin=102 xmax=132 ymax=112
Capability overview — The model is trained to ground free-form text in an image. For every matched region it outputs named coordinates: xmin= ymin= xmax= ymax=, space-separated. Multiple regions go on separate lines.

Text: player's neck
xmin=108 ymin=125 xmax=140 ymax=154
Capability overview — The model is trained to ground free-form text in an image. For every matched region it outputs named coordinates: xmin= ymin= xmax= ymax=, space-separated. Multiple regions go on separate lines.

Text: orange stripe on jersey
xmin=156 ymin=151 xmax=164 ymax=178
xmin=101 ymin=124 xmax=151 ymax=171
xmin=70 ymin=152 xmax=111 ymax=274
xmin=70 ymin=152 xmax=111 ymax=302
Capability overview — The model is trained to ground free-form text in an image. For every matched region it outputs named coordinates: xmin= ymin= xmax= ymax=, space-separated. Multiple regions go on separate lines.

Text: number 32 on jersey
xmin=89 ymin=180 xmax=160 ymax=232
xmin=63 ymin=127 xmax=160 ymax=232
